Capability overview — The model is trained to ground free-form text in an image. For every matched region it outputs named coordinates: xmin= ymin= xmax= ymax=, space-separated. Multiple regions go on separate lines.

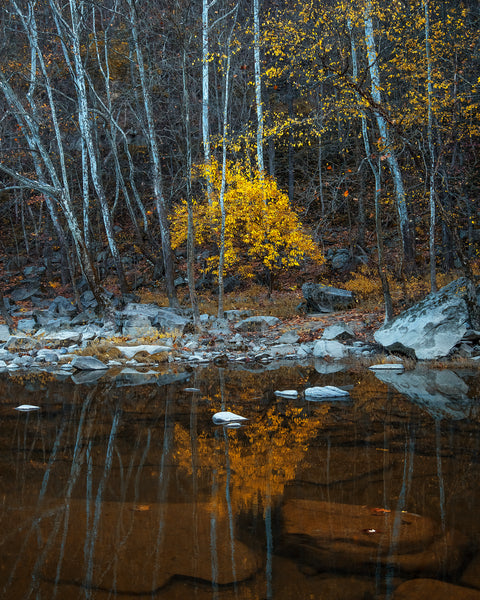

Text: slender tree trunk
xmin=183 ymin=48 xmax=200 ymax=327
xmin=348 ymin=15 xmax=392 ymax=322
xmin=218 ymin=3 xmax=239 ymax=319
xmin=253 ymin=0 xmax=264 ymax=174
xmin=67 ymin=0 xmax=128 ymax=297
xmin=364 ymin=2 xmax=414 ymax=268
xmin=202 ymin=0 xmax=214 ymax=202
xmin=424 ymin=0 xmax=437 ymax=292
xmin=126 ymin=0 xmax=179 ymax=307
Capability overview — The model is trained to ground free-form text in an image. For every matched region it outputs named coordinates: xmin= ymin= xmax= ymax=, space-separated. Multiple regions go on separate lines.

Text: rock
xmin=374 ymin=367 xmax=473 ymax=420
xmin=121 ymin=303 xmax=189 ymax=334
xmin=36 ymin=330 xmax=82 ymax=344
xmin=212 ymin=411 xmax=248 ymax=424
xmin=10 ymin=283 xmax=41 ymax=301
xmin=16 ymin=318 xmax=36 ymax=333
xmin=36 ymin=349 xmax=60 ymax=362
xmin=4 ymin=335 xmax=41 ymax=351
xmin=393 ymin=579 xmax=480 ymax=599
xmin=374 ymin=277 xmax=480 ymax=360
xmin=275 ymin=390 xmax=298 ymax=398
xmin=330 ymin=248 xmax=351 ymax=271
xmin=280 ymin=499 xmax=470 ymax=577
xmin=49 ymin=296 xmax=77 ymax=316
xmin=80 ymin=290 xmax=97 ymax=308
xmin=0 ymin=349 xmax=14 ymax=361
xmin=224 ymin=309 xmax=252 ymax=321
xmin=313 ymin=339 xmax=348 ymax=359
xmin=15 ymin=404 xmax=40 ymax=411
xmin=0 ymin=360 xmax=7 ymax=369
xmin=461 ymin=552 xmax=480 ymax=590
xmin=115 ymin=345 xmax=172 ymax=359
xmin=322 ymin=323 xmax=356 ymax=340
xmin=304 ymin=386 xmax=350 ymax=399
xmin=277 ymin=331 xmax=300 ymax=344
xmin=38 ymin=500 xmax=260 ymax=591
xmin=122 ymin=315 xmax=157 ymax=338
xmin=235 ymin=316 xmax=280 ymax=332
xmin=12 ymin=355 xmax=34 ymax=367
xmin=0 ymin=324 xmax=11 ymax=342
xmin=71 ymin=355 xmax=108 ymax=371
xmin=302 ymin=283 xmax=356 ymax=313
xmin=268 ymin=343 xmax=297 ymax=357
xmin=369 ymin=363 xmax=405 ymax=371
xmin=34 ymin=312 xmax=72 ymax=329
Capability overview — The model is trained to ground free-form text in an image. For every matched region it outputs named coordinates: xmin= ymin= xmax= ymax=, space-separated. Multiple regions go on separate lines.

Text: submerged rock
xmin=280 ymin=499 xmax=469 ymax=577
xmin=392 ymin=578 xmax=480 ymax=599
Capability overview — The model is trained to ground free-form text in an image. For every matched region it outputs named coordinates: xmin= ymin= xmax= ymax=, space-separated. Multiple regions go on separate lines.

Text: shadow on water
xmin=1 ymin=364 xmax=480 ymax=599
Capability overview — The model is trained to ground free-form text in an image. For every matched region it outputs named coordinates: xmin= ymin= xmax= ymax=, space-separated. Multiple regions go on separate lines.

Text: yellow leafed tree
xmin=171 ymin=160 xmax=323 ymax=284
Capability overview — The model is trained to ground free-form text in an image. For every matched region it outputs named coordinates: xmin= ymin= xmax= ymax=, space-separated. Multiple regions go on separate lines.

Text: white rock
xmin=116 ymin=345 xmax=171 ymax=359
xmin=304 ymin=386 xmax=350 ymax=399
xmin=212 ymin=411 xmax=247 ymax=424
xmin=15 ymin=404 xmax=40 ymax=411
xmin=274 ymin=390 xmax=298 ymax=398
xmin=312 ymin=340 xmax=347 ymax=359
xmin=369 ymin=363 xmax=405 ymax=371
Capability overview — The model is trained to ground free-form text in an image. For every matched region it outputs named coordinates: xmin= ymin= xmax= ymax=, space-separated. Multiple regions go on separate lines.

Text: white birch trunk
xmin=126 ymin=0 xmax=178 ymax=306
xmin=364 ymin=2 xmax=413 ymax=266
xmin=424 ymin=0 xmax=437 ymax=292
xmin=253 ymin=0 xmax=264 ymax=174
xmin=202 ymin=0 xmax=213 ymax=201
xmin=218 ymin=3 xmax=239 ymax=319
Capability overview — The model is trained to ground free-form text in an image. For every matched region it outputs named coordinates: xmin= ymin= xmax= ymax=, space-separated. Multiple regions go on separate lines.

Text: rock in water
xmin=374 ymin=277 xmax=480 ymax=360
xmin=212 ymin=411 xmax=247 ymax=425
xmin=304 ymin=386 xmax=350 ymax=399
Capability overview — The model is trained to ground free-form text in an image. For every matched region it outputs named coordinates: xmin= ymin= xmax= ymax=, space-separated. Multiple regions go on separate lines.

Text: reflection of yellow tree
xmin=173 ymin=404 xmax=330 ymax=514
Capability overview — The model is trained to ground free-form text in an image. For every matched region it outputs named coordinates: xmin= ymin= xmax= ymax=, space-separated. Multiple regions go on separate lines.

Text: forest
xmin=0 ymin=0 xmax=479 ymax=321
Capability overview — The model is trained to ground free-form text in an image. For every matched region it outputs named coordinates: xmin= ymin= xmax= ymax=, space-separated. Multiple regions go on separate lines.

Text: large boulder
xmin=302 ymin=283 xmax=355 ymax=313
xmin=280 ymin=499 xmax=469 ymax=577
xmin=374 ymin=278 xmax=480 ymax=360
xmin=120 ymin=303 xmax=189 ymax=334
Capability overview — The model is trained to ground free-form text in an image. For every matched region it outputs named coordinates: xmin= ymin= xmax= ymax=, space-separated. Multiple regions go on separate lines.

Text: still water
xmin=1 ymin=363 xmax=480 ymax=599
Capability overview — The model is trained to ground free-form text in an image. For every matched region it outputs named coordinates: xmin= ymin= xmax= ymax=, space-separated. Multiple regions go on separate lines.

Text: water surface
xmin=1 ymin=363 xmax=479 ymax=599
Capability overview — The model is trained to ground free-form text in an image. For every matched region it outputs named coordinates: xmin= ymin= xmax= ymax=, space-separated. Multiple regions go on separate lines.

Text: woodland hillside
xmin=0 ymin=0 xmax=479 ymax=320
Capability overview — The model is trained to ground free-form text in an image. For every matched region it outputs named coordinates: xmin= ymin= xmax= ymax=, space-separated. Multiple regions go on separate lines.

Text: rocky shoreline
xmin=1 ymin=276 xmax=479 ymax=382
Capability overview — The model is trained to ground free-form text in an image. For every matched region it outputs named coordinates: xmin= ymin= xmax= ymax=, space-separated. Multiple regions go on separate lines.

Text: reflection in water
xmin=0 ymin=365 xmax=479 ymax=599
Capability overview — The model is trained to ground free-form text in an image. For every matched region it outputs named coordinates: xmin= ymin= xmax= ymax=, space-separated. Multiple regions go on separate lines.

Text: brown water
xmin=1 ymin=363 xmax=480 ymax=599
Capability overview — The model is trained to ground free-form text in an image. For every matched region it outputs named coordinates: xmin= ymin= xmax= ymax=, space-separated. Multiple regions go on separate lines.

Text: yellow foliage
xmin=171 ymin=160 xmax=323 ymax=278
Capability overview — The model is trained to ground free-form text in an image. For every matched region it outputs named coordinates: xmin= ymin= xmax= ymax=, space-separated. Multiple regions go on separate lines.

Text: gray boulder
xmin=312 ymin=339 xmax=347 ymax=359
xmin=71 ymin=355 xmax=108 ymax=370
xmin=374 ymin=278 xmax=480 ymax=359
xmin=121 ymin=303 xmax=189 ymax=334
xmin=302 ymin=283 xmax=355 ymax=313
xmin=322 ymin=322 xmax=355 ymax=340
xmin=234 ymin=316 xmax=280 ymax=332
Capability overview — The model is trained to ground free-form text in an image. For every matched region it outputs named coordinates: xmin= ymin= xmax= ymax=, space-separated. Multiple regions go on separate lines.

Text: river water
xmin=1 ymin=362 xmax=480 ymax=599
